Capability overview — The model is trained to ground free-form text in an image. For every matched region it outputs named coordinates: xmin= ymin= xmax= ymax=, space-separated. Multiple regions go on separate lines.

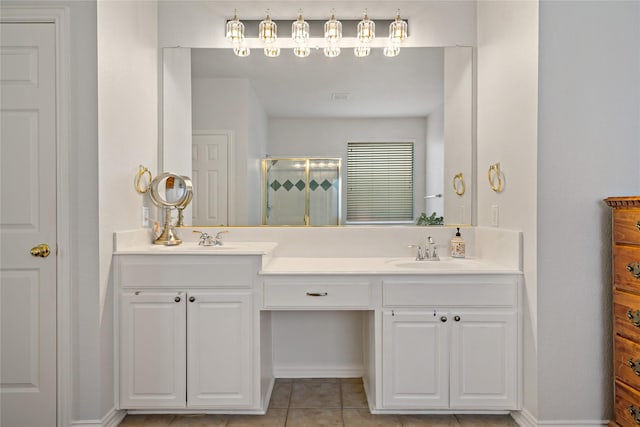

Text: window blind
xmin=347 ymin=141 xmax=414 ymax=222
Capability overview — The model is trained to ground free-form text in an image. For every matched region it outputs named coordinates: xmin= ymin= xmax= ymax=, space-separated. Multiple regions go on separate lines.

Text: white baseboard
xmin=511 ymin=409 xmax=609 ymax=427
xmin=70 ymin=407 xmax=126 ymax=427
xmin=273 ymin=364 xmax=364 ymax=378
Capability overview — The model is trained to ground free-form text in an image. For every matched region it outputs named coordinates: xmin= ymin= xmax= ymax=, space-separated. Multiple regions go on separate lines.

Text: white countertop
xmin=113 ymin=241 xmax=278 ymax=256
xmin=260 ymin=256 xmax=521 ymax=275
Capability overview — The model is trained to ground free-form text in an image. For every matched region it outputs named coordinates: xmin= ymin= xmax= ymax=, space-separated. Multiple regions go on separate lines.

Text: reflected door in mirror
xmin=192 ymin=131 xmax=230 ymax=226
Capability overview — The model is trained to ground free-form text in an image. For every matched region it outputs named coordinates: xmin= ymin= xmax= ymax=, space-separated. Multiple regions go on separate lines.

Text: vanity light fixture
xmin=357 ymin=10 xmax=375 ymax=44
xmin=233 ymin=45 xmax=251 ymax=57
xmin=354 ymin=44 xmax=370 ymax=57
xmin=259 ymin=10 xmax=277 ymax=45
xmin=383 ymin=44 xmax=400 ymax=57
xmin=291 ymin=10 xmax=310 ymax=44
xmin=324 ymin=45 xmax=341 ymax=58
xmin=225 ymin=9 xmax=245 ymax=45
xmin=389 ymin=9 xmax=408 ymax=45
xmin=324 ymin=10 xmax=342 ymax=45
xmin=264 ymin=45 xmax=280 ymax=57
xmin=293 ymin=45 xmax=310 ymax=58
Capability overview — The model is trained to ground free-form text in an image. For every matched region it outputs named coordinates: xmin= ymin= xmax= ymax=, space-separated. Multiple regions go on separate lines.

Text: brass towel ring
xmin=488 ymin=163 xmax=504 ymax=193
xmin=134 ymin=165 xmax=153 ymax=194
xmin=453 ymin=173 xmax=465 ymax=196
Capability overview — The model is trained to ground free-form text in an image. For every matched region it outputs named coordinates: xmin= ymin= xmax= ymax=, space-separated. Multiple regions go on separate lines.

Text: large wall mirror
xmin=162 ymin=46 xmax=473 ymax=227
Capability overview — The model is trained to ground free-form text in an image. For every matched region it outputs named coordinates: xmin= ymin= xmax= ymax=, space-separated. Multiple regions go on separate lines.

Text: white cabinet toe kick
xmin=113 ymin=254 xmax=522 ymax=415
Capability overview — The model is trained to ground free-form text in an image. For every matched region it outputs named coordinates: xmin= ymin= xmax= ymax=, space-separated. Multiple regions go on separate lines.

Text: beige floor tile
xmin=342 ymin=408 xmax=401 ymax=427
xmin=227 ymin=408 xmax=287 ymax=427
xmin=293 ymin=378 xmax=340 ymax=383
xmin=339 ymin=378 xmax=363 ymax=384
xmin=341 ymin=382 xmax=368 ymax=409
xmin=400 ymin=414 xmax=461 ymax=427
xmin=290 ymin=382 xmax=341 ymax=408
xmin=455 ymin=414 xmax=519 ymax=426
xmin=119 ymin=414 xmax=175 ymax=426
xmin=270 ymin=382 xmax=292 ymax=409
xmin=169 ymin=414 xmax=228 ymax=426
xmin=285 ymin=408 xmax=344 ymax=426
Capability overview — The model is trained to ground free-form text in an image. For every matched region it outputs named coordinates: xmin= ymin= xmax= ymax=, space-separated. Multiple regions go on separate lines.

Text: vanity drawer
xmin=614 ymin=209 xmax=640 ymax=246
xmin=615 ymin=246 xmax=640 ymax=293
xmin=263 ymin=280 xmax=371 ymax=309
xmin=614 ymin=291 xmax=640 ymax=343
xmin=116 ymin=255 xmax=256 ymax=288
xmin=615 ymin=335 xmax=640 ymax=390
xmin=382 ymin=280 xmax=517 ymax=307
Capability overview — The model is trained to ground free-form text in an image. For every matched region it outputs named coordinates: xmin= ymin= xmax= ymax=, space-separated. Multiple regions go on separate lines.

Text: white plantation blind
xmin=347 ymin=141 xmax=414 ymax=222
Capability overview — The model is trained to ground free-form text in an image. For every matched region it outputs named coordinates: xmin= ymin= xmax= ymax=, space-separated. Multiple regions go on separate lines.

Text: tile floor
xmin=119 ymin=378 xmax=520 ymax=427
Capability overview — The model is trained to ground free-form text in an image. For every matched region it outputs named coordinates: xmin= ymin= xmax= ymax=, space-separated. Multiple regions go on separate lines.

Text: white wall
xmin=269 ymin=117 xmax=428 ymax=223
xmin=248 ymin=87 xmax=269 ymax=225
xmin=476 ymin=0 xmax=539 ymax=419
xmin=425 ymin=108 xmax=445 ymax=218
xmin=97 ymin=0 xmax=158 ymax=420
xmin=537 ymin=0 xmax=640 ymax=423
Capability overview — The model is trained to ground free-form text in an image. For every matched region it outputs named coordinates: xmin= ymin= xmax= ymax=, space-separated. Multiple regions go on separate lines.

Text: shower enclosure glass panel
xmin=262 ymin=158 xmax=341 ymax=226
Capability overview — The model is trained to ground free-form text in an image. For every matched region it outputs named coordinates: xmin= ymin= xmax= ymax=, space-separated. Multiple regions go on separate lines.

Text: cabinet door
xmin=450 ymin=310 xmax=517 ymax=409
xmin=187 ymin=291 xmax=253 ymax=408
xmin=119 ymin=292 xmax=187 ymax=408
xmin=382 ymin=310 xmax=449 ymax=408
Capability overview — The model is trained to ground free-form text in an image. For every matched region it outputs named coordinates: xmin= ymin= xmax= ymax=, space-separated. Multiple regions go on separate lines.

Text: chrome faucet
xmin=193 ymin=230 xmax=229 ymax=246
xmin=425 ymin=236 xmax=440 ymax=261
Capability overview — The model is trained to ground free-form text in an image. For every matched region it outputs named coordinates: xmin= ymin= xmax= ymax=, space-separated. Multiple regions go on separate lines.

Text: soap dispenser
xmin=450 ymin=227 xmax=466 ymax=258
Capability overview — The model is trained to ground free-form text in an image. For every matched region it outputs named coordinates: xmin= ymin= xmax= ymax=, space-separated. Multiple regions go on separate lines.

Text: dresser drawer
xmin=614 ymin=209 xmax=640 ymax=245
xmin=615 ymin=246 xmax=640 ymax=293
xmin=263 ymin=280 xmax=371 ymax=309
xmin=614 ymin=291 xmax=640 ymax=342
xmin=614 ymin=380 xmax=640 ymax=427
xmin=616 ymin=335 xmax=640 ymax=390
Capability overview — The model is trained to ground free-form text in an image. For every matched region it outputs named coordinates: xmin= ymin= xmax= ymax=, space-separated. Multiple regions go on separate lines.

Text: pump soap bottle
xmin=450 ymin=227 xmax=466 ymax=258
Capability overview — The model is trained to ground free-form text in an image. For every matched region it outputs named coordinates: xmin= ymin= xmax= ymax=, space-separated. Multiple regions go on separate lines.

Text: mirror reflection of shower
xmin=262 ymin=158 xmax=341 ymax=226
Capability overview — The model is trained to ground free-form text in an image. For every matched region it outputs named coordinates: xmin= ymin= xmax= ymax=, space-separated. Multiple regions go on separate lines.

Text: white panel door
xmin=0 ymin=22 xmax=57 ymax=427
xmin=119 ymin=292 xmax=187 ymax=409
xmin=382 ymin=311 xmax=449 ymax=409
xmin=449 ymin=310 xmax=517 ymax=409
xmin=187 ymin=291 xmax=253 ymax=408
xmin=192 ymin=131 xmax=229 ymax=226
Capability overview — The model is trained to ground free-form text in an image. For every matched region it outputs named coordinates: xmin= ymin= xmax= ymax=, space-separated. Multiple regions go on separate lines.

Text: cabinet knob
xmin=636 ymin=220 xmax=640 ymax=231
xmin=628 ymin=358 xmax=640 ymax=376
xmin=440 ymin=316 xmax=448 ymax=322
xmin=627 ymin=262 xmax=640 ymax=279
xmin=629 ymin=405 xmax=640 ymax=424
xmin=189 ymin=296 xmax=196 ymax=302
xmin=454 ymin=315 xmax=461 ymax=322
xmin=627 ymin=309 xmax=640 ymax=327
xmin=174 ymin=296 xmax=181 ymax=303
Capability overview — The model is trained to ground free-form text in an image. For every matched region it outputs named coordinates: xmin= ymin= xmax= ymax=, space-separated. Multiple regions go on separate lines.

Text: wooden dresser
xmin=606 ymin=197 xmax=640 ymax=427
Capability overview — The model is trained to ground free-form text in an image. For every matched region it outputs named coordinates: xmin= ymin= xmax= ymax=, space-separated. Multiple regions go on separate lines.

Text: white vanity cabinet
xmin=381 ymin=276 xmax=520 ymax=411
xmin=115 ymin=255 xmax=259 ymax=411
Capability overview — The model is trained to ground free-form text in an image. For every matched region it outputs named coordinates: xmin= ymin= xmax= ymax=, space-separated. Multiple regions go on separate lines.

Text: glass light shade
xmin=354 ymin=45 xmax=370 ymax=57
xmin=293 ymin=45 xmax=310 ymax=58
xmin=233 ymin=46 xmax=250 ymax=57
xmin=389 ymin=11 xmax=408 ymax=44
xmin=264 ymin=46 xmax=280 ymax=57
xmin=324 ymin=45 xmax=341 ymax=58
xmin=324 ymin=12 xmax=342 ymax=44
xmin=383 ymin=45 xmax=400 ymax=57
xmin=259 ymin=13 xmax=277 ymax=44
xmin=226 ymin=11 xmax=245 ymax=45
xmin=292 ymin=12 xmax=309 ymax=44
xmin=357 ymin=11 xmax=375 ymax=43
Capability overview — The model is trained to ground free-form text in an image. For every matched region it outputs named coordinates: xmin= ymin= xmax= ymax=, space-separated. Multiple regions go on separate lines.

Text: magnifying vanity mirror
xmin=162 ymin=46 xmax=474 ymax=227
xmin=149 ymin=172 xmax=193 ymax=245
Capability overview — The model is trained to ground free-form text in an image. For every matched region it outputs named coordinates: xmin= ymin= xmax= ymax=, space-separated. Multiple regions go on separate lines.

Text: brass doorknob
xmin=30 ymin=244 xmax=50 ymax=258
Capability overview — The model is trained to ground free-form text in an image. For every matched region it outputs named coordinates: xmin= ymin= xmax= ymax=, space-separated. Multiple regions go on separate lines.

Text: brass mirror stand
xmin=155 ymin=207 xmax=182 ymax=246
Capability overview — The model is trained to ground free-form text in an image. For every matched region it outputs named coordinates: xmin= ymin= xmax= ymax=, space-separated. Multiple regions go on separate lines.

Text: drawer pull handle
xmin=306 ymin=292 xmax=328 ymax=297
xmin=627 ymin=309 xmax=640 ymax=327
xmin=627 ymin=262 xmax=640 ymax=279
xmin=628 ymin=357 xmax=640 ymax=376
xmin=629 ymin=405 xmax=640 ymax=424
xmin=636 ymin=220 xmax=640 ymax=231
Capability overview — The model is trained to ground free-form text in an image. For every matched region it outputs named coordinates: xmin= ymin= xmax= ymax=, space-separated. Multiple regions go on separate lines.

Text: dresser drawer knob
xmin=636 ymin=220 xmax=640 ymax=231
xmin=628 ymin=262 xmax=640 ymax=279
xmin=306 ymin=292 xmax=328 ymax=297
xmin=628 ymin=358 xmax=640 ymax=376
xmin=629 ymin=405 xmax=640 ymax=424
xmin=626 ymin=309 xmax=640 ymax=327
